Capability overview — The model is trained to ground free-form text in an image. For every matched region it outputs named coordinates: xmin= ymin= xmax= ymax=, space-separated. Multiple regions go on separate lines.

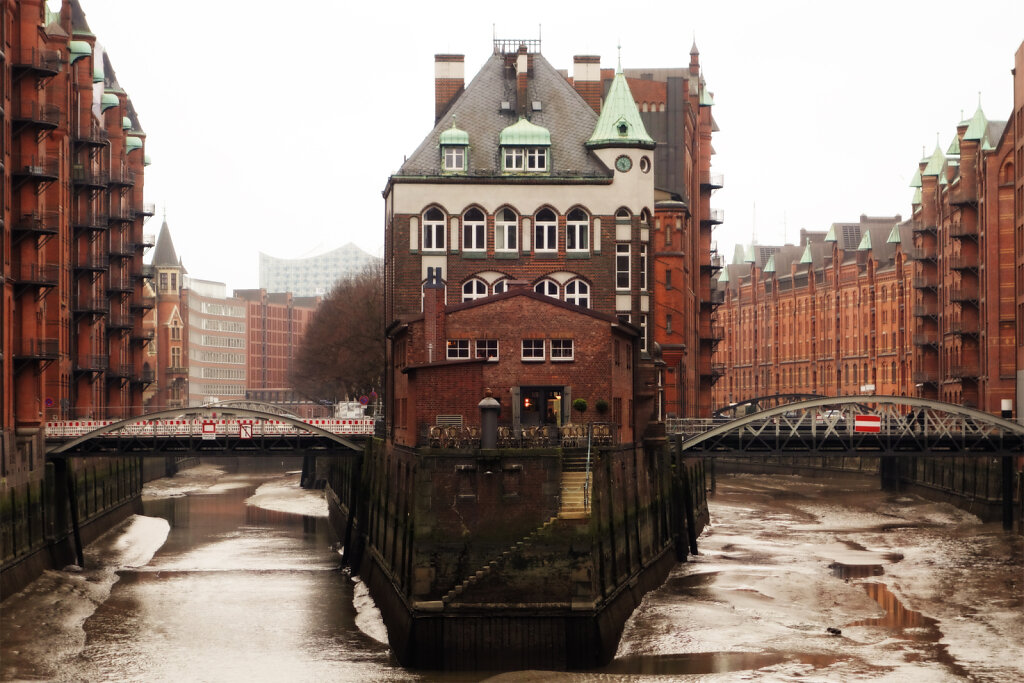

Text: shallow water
xmin=2 ymin=468 xmax=1021 ymax=681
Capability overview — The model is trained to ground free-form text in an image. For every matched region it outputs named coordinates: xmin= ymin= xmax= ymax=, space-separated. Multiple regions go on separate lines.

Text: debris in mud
xmin=826 ymin=627 xmax=842 ymax=636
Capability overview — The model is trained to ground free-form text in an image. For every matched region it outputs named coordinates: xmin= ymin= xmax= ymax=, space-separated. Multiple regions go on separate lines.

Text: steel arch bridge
xmin=47 ymin=406 xmax=365 ymax=457
xmin=677 ymin=395 xmax=1024 ymax=456
xmin=712 ymin=393 xmax=827 ymax=418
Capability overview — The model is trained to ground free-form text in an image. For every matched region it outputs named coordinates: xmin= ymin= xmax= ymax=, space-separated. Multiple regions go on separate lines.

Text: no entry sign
xmin=854 ymin=415 xmax=881 ymax=433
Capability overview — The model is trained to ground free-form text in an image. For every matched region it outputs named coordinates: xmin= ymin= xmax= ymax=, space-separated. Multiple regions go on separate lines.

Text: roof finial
xmin=616 ymin=40 xmax=622 ymax=74
xmin=977 ymin=90 xmax=982 ymax=107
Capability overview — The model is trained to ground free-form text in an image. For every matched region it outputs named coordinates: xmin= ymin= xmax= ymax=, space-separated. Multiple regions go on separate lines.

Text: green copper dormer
xmin=858 ymin=230 xmax=872 ymax=251
xmin=763 ymin=254 xmax=776 ymax=274
xmin=122 ymin=116 xmax=132 ymax=130
xmin=500 ymin=117 xmax=551 ymax=172
xmin=825 ymin=224 xmax=838 ymax=243
xmin=69 ymin=40 xmax=91 ymax=64
xmin=439 ymin=119 xmax=469 ymax=173
xmin=144 ymin=154 xmax=152 ymax=166
xmin=100 ymin=92 xmax=119 ymax=112
xmin=921 ymin=145 xmax=945 ymax=176
xmin=946 ymin=134 xmax=960 ymax=156
xmin=963 ymin=103 xmax=988 ymax=141
xmin=887 ymin=223 xmax=901 ymax=244
xmin=800 ymin=242 xmax=813 ymax=264
xmin=586 ymin=71 xmax=654 ymax=149
xmin=126 ymin=136 xmax=143 ymax=154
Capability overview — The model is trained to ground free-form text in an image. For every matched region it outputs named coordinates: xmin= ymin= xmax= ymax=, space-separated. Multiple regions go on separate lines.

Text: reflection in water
xmin=849 ymin=582 xmax=933 ymax=632
xmin=830 ymin=562 xmax=884 ymax=579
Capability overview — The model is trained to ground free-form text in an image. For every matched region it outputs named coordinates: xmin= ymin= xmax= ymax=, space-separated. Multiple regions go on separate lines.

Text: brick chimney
xmin=422 ymin=267 xmax=446 ymax=363
xmin=435 ymin=54 xmax=464 ymax=124
xmin=573 ymin=55 xmax=602 ymax=113
xmin=516 ymin=45 xmax=529 ymax=116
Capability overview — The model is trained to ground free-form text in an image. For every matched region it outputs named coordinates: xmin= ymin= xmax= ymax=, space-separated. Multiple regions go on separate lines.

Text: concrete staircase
xmin=559 ymin=452 xmax=592 ymax=518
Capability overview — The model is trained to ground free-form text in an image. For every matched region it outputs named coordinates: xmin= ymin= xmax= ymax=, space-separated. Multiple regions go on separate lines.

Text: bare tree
xmin=291 ymin=261 xmax=384 ymax=404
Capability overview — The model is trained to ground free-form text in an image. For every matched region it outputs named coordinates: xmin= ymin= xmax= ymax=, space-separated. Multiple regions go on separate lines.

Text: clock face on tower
xmin=615 ymin=155 xmax=632 ymax=172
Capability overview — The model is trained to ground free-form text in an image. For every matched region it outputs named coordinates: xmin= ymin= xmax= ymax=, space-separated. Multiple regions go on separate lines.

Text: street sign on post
xmin=854 ymin=415 xmax=881 ymax=433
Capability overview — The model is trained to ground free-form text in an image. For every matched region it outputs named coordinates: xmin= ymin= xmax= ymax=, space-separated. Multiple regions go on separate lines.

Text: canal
xmin=2 ymin=463 xmax=1021 ymax=681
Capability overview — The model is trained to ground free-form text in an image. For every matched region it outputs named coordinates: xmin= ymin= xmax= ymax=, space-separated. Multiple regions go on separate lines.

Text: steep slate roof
xmin=70 ymin=0 xmax=93 ymax=35
xmin=151 ymin=220 xmax=180 ymax=267
xmin=397 ymin=53 xmax=609 ymax=179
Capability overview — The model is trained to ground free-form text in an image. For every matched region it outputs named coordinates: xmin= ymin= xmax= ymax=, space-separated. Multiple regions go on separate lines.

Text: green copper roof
xmin=93 ymin=54 xmax=104 ymax=83
xmin=981 ymin=137 xmax=995 ymax=151
xmin=125 ymin=136 xmax=143 ymax=153
xmin=963 ymin=104 xmax=987 ymax=141
xmin=824 ymin=224 xmax=837 ymax=242
xmin=700 ymin=87 xmax=714 ymax=106
xmin=744 ymin=243 xmax=756 ymax=263
xmin=144 ymin=154 xmax=152 ymax=166
xmin=500 ymin=117 xmax=550 ymax=146
xmin=857 ymin=230 xmax=872 ymax=251
xmin=587 ymin=72 xmax=654 ymax=148
xmin=763 ymin=254 xmax=776 ymax=273
xmin=439 ymin=119 xmax=469 ymax=146
xmin=69 ymin=40 xmax=91 ymax=64
xmin=122 ymin=116 xmax=132 ymax=130
xmin=718 ymin=266 xmax=730 ymax=284
xmin=100 ymin=92 xmax=119 ymax=112
xmin=909 ymin=169 xmax=922 ymax=188
xmin=921 ymin=145 xmax=945 ymax=176
xmin=946 ymin=135 xmax=960 ymax=156
xmin=800 ymin=242 xmax=813 ymax=264
xmin=912 ymin=187 xmax=922 ymax=205
xmin=938 ymin=173 xmax=948 ymax=186
xmin=887 ymin=223 xmax=901 ymax=244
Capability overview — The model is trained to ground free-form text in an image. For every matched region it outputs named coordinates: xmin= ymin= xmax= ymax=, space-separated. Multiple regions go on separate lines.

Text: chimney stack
xmin=516 ymin=45 xmax=529 ymax=116
xmin=435 ymin=54 xmax=465 ymax=124
xmin=573 ymin=55 xmax=602 ymax=113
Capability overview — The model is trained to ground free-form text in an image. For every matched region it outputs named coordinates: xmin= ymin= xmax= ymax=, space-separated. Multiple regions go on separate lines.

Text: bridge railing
xmin=45 ymin=417 xmax=376 ymax=440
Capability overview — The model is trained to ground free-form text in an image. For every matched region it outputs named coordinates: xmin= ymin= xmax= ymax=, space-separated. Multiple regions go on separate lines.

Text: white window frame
xmin=463 ymin=208 xmax=486 ymax=251
xmin=616 ymin=244 xmax=631 ymax=289
xmin=495 ymin=208 xmax=518 ymax=252
xmin=443 ymin=146 xmax=465 ymax=172
xmin=503 ymin=146 xmax=548 ymax=172
xmin=492 ymin=279 xmax=509 ymax=294
xmin=526 ymin=147 xmax=547 ymax=171
xmin=535 ymin=210 xmax=557 ymax=252
xmin=565 ymin=279 xmax=590 ymax=307
xmin=566 ymin=209 xmax=589 ymax=252
xmin=535 ymin=279 xmax=559 ymax=299
xmin=639 ymin=244 xmax=648 ymax=291
xmin=522 ymin=339 xmax=545 ymax=361
xmin=462 ymin=278 xmax=487 ymax=302
xmin=475 ymin=339 xmax=499 ymax=360
xmin=550 ymin=339 xmax=574 ymax=361
xmin=504 ymin=147 xmax=525 ymax=170
xmin=423 ymin=208 xmax=446 ymax=251
xmin=446 ymin=339 xmax=470 ymax=359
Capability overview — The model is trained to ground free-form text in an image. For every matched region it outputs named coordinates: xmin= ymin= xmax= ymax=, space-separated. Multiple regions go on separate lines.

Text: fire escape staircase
xmin=441 ymin=453 xmax=593 ymax=605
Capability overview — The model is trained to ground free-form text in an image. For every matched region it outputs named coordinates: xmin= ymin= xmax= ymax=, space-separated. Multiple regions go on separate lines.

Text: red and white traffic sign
xmin=201 ymin=421 xmax=217 ymax=440
xmin=240 ymin=423 xmax=252 ymax=439
xmin=854 ymin=415 xmax=881 ymax=433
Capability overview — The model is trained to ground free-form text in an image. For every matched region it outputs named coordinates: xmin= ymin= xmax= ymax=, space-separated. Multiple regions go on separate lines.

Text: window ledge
xmin=494 ymin=252 xmax=519 ymax=260
xmin=566 ymin=251 xmax=591 ymax=259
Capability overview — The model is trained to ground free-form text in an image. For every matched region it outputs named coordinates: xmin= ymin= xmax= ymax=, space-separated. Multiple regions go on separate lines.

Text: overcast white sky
xmin=78 ymin=0 xmax=1023 ymax=291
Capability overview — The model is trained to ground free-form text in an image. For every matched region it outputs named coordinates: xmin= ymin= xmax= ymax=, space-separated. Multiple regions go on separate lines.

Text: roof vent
xmin=532 ymin=100 xmax=542 ymax=111
xmin=500 ymin=101 xmax=512 ymax=111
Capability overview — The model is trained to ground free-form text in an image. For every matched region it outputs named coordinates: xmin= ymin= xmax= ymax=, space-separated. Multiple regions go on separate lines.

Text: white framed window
xmin=566 ymin=208 xmax=589 ymax=252
xmin=526 ymin=147 xmax=547 ymax=171
xmin=535 ymin=279 xmax=559 ymax=299
xmin=535 ymin=209 xmax=557 ymax=251
xmin=462 ymin=278 xmax=487 ymax=302
xmin=446 ymin=339 xmax=470 ymax=359
xmin=495 ymin=208 xmax=518 ymax=251
xmin=492 ymin=279 xmax=509 ymax=294
xmin=522 ymin=339 xmax=545 ymax=361
xmin=463 ymin=208 xmax=485 ymax=251
xmin=504 ymin=147 xmax=525 ymax=170
xmin=565 ymin=279 xmax=590 ymax=307
xmin=423 ymin=207 xmax=445 ymax=251
xmin=550 ymin=339 xmax=574 ymax=361
xmin=616 ymin=244 xmax=630 ymax=289
xmin=639 ymin=244 xmax=647 ymax=290
xmin=476 ymin=339 xmax=498 ymax=359
xmin=639 ymin=314 xmax=648 ymax=352
xmin=443 ymin=146 xmax=465 ymax=171
xmin=504 ymin=147 xmax=548 ymax=171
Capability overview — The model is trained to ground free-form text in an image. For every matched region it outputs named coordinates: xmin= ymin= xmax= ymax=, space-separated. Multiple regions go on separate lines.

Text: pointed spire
xmin=857 ymin=230 xmax=873 ymax=251
xmin=744 ymin=243 xmax=756 ymax=263
xmin=586 ymin=68 xmax=654 ymax=148
xmin=763 ymin=254 xmax=776 ymax=273
xmin=887 ymin=223 xmax=902 ymax=244
xmin=824 ymin=224 xmax=838 ymax=242
xmin=616 ymin=40 xmax=622 ymax=74
xmin=718 ymin=264 xmax=730 ymax=284
xmin=799 ymin=240 xmax=813 ymax=264
xmin=921 ymin=144 xmax=946 ymax=176
xmin=963 ymin=98 xmax=988 ymax=141
xmin=151 ymin=217 xmax=180 ymax=267
xmin=690 ymin=36 xmax=699 ymax=56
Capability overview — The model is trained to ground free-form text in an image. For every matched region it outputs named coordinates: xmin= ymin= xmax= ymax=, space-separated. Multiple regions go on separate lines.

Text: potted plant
xmin=594 ymin=399 xmax=609 ymax=417
xmin=572 ymin=398 xmax=588 ymax=422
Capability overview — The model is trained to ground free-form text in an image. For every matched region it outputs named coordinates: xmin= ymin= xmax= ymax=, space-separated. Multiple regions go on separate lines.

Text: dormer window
xmin=499 ymin=117 xmax=551 ymax=174
xmin=438 ymin=119 xmax=469 ymax=174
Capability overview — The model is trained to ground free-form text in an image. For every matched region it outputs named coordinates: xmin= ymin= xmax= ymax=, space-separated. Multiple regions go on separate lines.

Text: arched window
xmin=463 ymin=208 xmax=485 ymax=251
xmin=565 ymin=279 xmax=590 ymax=307
xmin=423 ymin=207 xmax=445 ymax=251
xmin=495 ymin=208 xmax=518 ymax=252
xmin=535 ymin=278 xmax=559 ymax=298
xmin=535 ymin=209 xmax=557 ymax=251
xmin=462 ymin=278 xmax=487 ymax=302
xmin=492 ymin=279 xmax=509 ymax=295
xmin=566 ymin=209 xmax=589 ymax=252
